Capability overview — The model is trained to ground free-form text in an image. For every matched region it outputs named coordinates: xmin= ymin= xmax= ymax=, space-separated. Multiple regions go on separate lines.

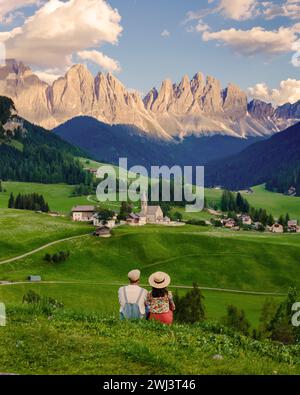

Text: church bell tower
xmin=141 ymin=191 xmax=148 ymax=215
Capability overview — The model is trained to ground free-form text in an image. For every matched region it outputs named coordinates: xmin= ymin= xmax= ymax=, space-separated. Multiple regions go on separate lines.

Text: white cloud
xmin=217 ymin=0 xmax=259 ymax=20
xmin=248 ymin=79 xmax=300 ymax=105
xmin=0 ymin=0 xmax=122 ymax=73
xmin=263 ymin=0 xmax=300 ymax=20
xmin=77 ymin=50 xmax=121 ymax=73
xmin=185 ymin=0 xmax=259 ymax=23
xmin=161 ymin=29 xmax=171 ymax=38
xmin=202 ymin=25 xmax=299 ymax=56
xmin=0 ymin=0 xmax=40 ymax=21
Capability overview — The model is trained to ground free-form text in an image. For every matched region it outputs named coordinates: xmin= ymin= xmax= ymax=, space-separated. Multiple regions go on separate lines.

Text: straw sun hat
xmin=148 ymin=271 xmax=171 ymax=289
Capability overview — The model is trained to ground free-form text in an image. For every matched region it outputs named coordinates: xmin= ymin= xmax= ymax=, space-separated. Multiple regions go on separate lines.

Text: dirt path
xmin=0 ymin=280 xmax=286 ymax=296
xmin=0 ymin=233 xmax=91 ymax=266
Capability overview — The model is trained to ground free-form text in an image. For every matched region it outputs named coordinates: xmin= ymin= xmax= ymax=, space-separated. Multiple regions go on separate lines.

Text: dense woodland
xmin=266 ymin=164 xmax=300 ymax=196
xmin=205 ymin=122 xmax=300 ymax=193
xmin=8 ymin=192 xmax=50 ymax=212
xmin=0 ymin=96 xmax=92 ymax=185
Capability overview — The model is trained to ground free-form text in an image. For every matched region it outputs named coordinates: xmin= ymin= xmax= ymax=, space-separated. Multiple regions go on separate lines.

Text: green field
xmin=1 ymin=209 xmax=299 ymax=328
xmin=0 ymin=209 xmax=91 ymax=261
xmin=1 ymin=178 xmax=300 ymax=221
xmin=1 ymin=307 xmax=299 ymax=375
xmin=204 ymin=184 xmax=300 ymax=221
xmin=0 ymin=181 xmax=121 ymax=213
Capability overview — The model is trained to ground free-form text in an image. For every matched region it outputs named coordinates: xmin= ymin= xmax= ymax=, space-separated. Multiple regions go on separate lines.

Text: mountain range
xmin=54 ymin=116 xmax=261 ymax=169
xmin=0 ymin=59 xmax=299 ymax=139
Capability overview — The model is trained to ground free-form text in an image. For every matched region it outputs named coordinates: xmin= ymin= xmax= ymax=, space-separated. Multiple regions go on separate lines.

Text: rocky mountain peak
xmin=0 ymin=60 xmax=297 ymax=138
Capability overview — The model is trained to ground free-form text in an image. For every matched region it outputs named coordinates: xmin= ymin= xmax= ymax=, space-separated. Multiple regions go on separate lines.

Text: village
xmin=218 ymin=214 xmax=300 ymax=233
xmin=70 ymin=193 xmax=300 ymax=238
xmin=71 ymin=193 xmax=184 ymax=238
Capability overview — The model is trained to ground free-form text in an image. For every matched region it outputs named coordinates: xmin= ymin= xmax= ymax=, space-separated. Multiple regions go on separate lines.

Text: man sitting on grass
xmin=118 ymin=269 xmax=148 ymax=320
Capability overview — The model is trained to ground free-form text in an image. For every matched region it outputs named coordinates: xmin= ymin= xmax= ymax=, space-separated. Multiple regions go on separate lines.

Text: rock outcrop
xmin=0 ymin=60 xmax=298 ymax=139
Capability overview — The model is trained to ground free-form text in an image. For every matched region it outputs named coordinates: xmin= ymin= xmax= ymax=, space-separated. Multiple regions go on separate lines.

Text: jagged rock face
xmin=222 ymin=83 xmax=247 ymax=119
xmin=0 ymin=60 xmax=298 ymax=138
xmin=275 ymin=100 xmax=300 ymax=119
xmin=248 ymin=99 xmax=275 ymax=120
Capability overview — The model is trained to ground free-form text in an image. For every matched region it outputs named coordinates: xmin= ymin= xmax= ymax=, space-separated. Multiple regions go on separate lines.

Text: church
xmin=126 ymin=193 xmax=166 ymax=226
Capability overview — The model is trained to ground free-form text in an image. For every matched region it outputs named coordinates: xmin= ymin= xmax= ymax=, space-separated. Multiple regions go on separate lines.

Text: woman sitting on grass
xmin=146 ymin=271 xmax=175 ymax=325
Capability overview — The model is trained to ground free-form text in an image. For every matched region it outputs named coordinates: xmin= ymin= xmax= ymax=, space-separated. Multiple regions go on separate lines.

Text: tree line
xmin=220 ymin=190 xmax=291 ymax=227
xmin=8 ymin=193 xmax=50 ymax=212
xmin=266 ymin=165 xmax=300 ymax=197
xmin=174 ymin=284 xmax=300 ymax=344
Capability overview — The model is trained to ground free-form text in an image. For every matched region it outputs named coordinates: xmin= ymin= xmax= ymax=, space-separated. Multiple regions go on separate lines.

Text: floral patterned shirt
xmin=146 ymin=291 xmax=175 ymax=314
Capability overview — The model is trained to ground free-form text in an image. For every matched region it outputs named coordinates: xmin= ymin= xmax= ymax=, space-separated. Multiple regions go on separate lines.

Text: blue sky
xmin=0 ymin=0 xmax=299 ymax=104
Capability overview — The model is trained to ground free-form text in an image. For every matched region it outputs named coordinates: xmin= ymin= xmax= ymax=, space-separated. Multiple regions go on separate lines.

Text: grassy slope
xmin=2 ymin=219 xmax=300 ymax=326
xmin=203 ymin=185 xmax=300 ymax=221
xmin=0 ymin=209 xmax=91 ymax=261
xmin=0 ymin=307 xmax=299 ymax=375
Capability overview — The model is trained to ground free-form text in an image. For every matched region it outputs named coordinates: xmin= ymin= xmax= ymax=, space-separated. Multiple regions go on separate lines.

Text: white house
xmin=241 ymin=215 xmax=252 ymax=225
xmin=270 ymin=223 xmax=284 ymax=233
xmin=93 ymin=214 xmax=117 ymax=229
xmin=72 ymin=205 xmax=95 ymax=222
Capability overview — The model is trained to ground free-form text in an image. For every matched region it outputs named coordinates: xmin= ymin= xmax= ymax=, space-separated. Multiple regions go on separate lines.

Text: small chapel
xmin=126 ymin=193 xmax=166 ymax=226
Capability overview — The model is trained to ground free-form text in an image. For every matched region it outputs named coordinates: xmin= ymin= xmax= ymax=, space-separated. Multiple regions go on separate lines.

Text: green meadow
xmin=0 ymin=209 xmax=91 ymax=261
xmin=1 ymin=209 xmax=299 ymax=327
xmin=1 ymin=307 xmax=299 ymax=375
xmin=204 ymin=185 xmax=300 ymax=221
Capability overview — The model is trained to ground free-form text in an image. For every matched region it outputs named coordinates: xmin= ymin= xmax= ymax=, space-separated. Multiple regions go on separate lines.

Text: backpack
xmin=121 ymin=287 xmax=144 ymax=320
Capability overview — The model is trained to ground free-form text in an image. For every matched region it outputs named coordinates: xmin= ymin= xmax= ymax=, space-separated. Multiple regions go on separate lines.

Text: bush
xmin=44 ymin=251 xmax=70 ymax=264
xmin=186 ymin=219 xmax=207 ymax=226
xmin=221 ymin=305 xmax=251 ymax=336
xmin=174 ymin=283 xmax=206 ymax=324
xmin=22 ymin=290 xmax=64 ymax=315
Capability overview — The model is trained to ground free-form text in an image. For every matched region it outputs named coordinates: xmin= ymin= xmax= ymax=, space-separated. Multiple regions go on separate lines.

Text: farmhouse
xmin=287 ymin=219 xmax=300 ymax=233
xmin=240 ymin=215 xmax=252 ymax=225
xmin=93 ymin=214 xmax=117 ymax=229
xmin=270 ymin=223 xmax=284 ymax=233
xmin=72 ymin=205 xmax=95 ymax=222
xmin=222 ymin=218 xmax=236 ymax=228
xmin=94 ymin=226 xmax=111 ymax=238
xmin=126 ymin=213 xmax=147 ymax=226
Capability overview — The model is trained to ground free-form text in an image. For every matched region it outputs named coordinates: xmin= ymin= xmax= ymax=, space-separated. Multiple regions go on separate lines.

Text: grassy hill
xmin=1 ymin=209 xmax=300 ymax=327
xmin=0 ymin=209 xmax=90 ymax=261
xmin=0 ymin=306 xmax=299 ymax=375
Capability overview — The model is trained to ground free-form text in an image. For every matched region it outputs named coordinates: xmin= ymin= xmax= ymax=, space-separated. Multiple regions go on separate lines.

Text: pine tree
xmin=8 ymin=192 xmax=14 ymax=208
xmin=267 ymin=214 xmax=274 ymax=226
xmin=174 ymin=283 xmax=206 ymax=324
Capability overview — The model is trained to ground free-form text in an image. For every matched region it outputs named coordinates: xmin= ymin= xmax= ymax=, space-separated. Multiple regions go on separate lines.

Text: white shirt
xmin=118 ymin=284 xmax=148 ymax=314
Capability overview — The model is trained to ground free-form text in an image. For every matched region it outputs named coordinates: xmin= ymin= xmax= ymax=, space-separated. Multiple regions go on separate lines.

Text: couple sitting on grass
xmin=118 ymin=269 xmax=176 ymax=325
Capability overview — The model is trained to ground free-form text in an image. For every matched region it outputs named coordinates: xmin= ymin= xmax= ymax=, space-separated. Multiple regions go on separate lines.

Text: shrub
xmin=221 ymin=305 xmax=251 ymax=336
xmin=44 ymin=251 xmax=70 ymax=264
xmin=174 ymin=283 xmax=206 ymax=324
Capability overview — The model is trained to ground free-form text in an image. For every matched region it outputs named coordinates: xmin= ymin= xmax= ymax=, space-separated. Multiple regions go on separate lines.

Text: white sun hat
xmin=148 ymin=271 xmax=171 ymax=289
xmin=128 ymin=269 xmax=141 ymax=282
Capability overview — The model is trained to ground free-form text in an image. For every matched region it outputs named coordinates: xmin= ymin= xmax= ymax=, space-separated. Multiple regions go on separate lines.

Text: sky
xmin=0 ymin=0 xmax=299 ymax=105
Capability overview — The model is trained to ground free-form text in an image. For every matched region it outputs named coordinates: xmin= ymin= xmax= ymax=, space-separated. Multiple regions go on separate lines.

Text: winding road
xmin=0 ymin=233 xmax=91 ymax=265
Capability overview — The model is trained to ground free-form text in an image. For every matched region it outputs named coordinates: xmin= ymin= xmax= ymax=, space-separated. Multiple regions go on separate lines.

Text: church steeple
xmin=141 ymin=191 xmax=148 ymax=215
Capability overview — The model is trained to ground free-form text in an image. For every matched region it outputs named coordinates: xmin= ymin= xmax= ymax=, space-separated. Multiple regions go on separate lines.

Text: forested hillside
xmin=205 ymin=122 xmax=300 ymax=192
xmin=0 ymin=96 xmax=91 ymax=185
